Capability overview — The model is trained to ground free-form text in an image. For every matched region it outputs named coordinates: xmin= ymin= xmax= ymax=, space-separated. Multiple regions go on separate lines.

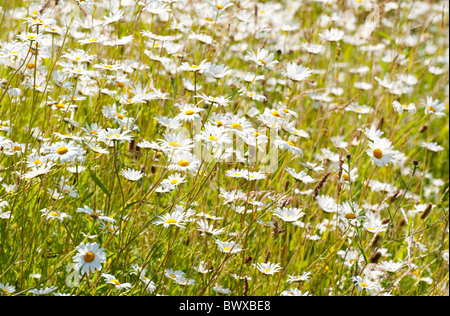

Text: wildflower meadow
xmin=0 ymin=0 xmax=448 ymax=297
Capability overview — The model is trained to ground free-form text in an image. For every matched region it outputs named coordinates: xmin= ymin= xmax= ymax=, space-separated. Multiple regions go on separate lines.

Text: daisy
xmin=316 ymin=195 xmax=339 ymax=213
xmin=169 ymin=152 xmax=201 ymax=173
xmin=378 ymin=260 xmax=404 ymax=273
xmin=195 ymin=123 xmax=232 ymax=146
xmin=120 ymin=168 xmax=143 ymax=181
xmin=205 ymin=64 xmax=232 ymax=79
xmin=29 ymin=286 xmax=58 ymax=296
xmin=72 ymin=242 xmax=107 ymax=276
xmin=165 ymin=269 xmax=185 ymax=281
xmin=246 ymin=48 xmax=278 ymax=69
xmin=364 ymin=125 xmax=384 ymax=141
xmin=280 ymin=289 xmax=313 ymax=296
xmin=319 ymin=28 xmax=345 ymax=42
xmin=177 ymin=59 xmax=211 ymax=73
xmin=351 ymin=276 xmax=381 ymax=295
xmin=421 ymin=142 xmax=444 ymax=152
xmin=0 ymin=283 xmax=15 ymax=295
xmin=158 ymin=132 xmax=194 ymax=153
xmin=392 ymin=101 xmax=417 ymax=114
xmin=286 ymin=168 xmax=315 ymax=183
xmin=366 ymin=138 xmax=395 ymax=167
xmin=212 ymin=285 xmax=231 ymax=295
xmin=40 ymin=208 xmax=71 ymax=222
xmin=197 ymin=219 xmax=225 ymax=236
xmin=300 ymin=162 xmax=324 ymax=173
xmin=215 ymin=240 xmax=243 ymax=254
xmin=273 ymin=207 xmax=305 ymax=222
xmin=338 ymin=201 xmax=364 ymax=226
xmin=363 ymin=212 xmax=388 ymax=234
xmin=283 ymin=63 xmax=312 ymax=82
xmin=253 ymin=262 xmax=282 ymax=275
xmin=286 ymin=272 xmax=312 ymax=283
xmin=44 ymin=141 xmax=85 ymax=163
xmin=76 ymin=206 xmax=115 ymax=223
xmin=160 ymin=173 xmax=186 ymax=188
xmin=102 ymin=274 xmax=132 ymax=291
xmin=421 ymin=97 xmax=447 ymax=116
xmin=154 ymin=210 xmax=186 ymax=229
xmin=99 ymin=128 xmax=133 ymax=145
xmin=175 ymin=104 xmax=204 ymax=122
xmin=275 ymin=138 xmax=303 ymax=156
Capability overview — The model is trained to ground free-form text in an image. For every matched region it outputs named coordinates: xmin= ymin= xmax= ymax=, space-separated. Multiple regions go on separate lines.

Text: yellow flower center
xmin=89 ymin=38 xmax=98 ymax=42
xmin=75 ymin=57 xmax=81 ymax=61
xmin=169 ymin=141 xmax=182 ymax=147
xmin=111 ymin=280 xmax=121 ymax=286
xmin=109 ymin=134 xmax=121 ymax=139
xmin=231 ymin=123 xmax=243 ymax=131
xmin=56 ymin=147 xmax=69 ymax=155
xmin=190 ymin=65 xmax=199 ymax=69
xmin=287 ymin=141 xmax=295 ymax=146
xmin=205 ymin=17 xmax=214 ymax=22
xmin=117 ymin=114 xmax=125 ymax=120
xmin=223 ymin=247 xmax=230 ymax=252
xmin=345 ymin=213 xmax=356 ymax=220
xmin=170 ymin=179 xmax=178 ymax=185
xmin=84 ymin=252 xmax=96 ymax=263
xmin=165 ymin=218 xmax=178 ymax=224
xmin=216 ymin=4 xmax=224 ymax=10
xmin=49 ymin=211 xmax=59 ymax=217
xmin=90 ymin=130 xmax=98 ymax=135
xmin=27 ymin=63 xmax=35 ymax=69
xmin=427 ymin=106 xmax=436 ymax=112
xmin=13 ymin=146 xmax=21 ymax=151
xmin=373 ymin=148 xmax=383 ymax=159
xmin=55 ymin=103 xmax=65 ymax=109
xmin=208 ymin=136 xmax=219 ymax=142
xmin=216 ymin=120 xmax=223 ymax=126
xmin=272 ymin=110 xmax=280 ymax=117
xmin=264 ymin=269 xmax=271 ymax=273
xmin=185 ymin=110 xmax=195 ymax=115
xmin=258 ymin=59 xmax=266 ymax=66
xmin=178 ymin=160 xmax=190 ymax=167
xmin=360 ymin=282 xmax=368 ymax=288
xmin=33 ymin=160 xmax=42 ymax=165
xmin=342 ymin=173 xmax=350 ymax=181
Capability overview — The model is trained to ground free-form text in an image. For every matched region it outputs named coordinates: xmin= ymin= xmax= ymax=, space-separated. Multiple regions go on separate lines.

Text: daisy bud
xmin=381 ymin=217 xmax=390 ymax=225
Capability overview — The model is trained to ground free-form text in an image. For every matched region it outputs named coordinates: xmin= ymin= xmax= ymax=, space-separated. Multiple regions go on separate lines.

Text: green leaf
xmin=89 ymin=169 xmax=111 ymax=198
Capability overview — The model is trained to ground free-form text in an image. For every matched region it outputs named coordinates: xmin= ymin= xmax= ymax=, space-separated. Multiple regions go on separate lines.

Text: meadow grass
xmin=0 ymin=0 xmax=448 ymax=296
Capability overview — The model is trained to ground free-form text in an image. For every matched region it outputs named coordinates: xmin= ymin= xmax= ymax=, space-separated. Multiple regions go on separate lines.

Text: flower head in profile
xmin=283 ymin=62 xmax=312 ymax=82
xmin=102 ymin=273 xmax=132 ymax=290
xmin=120 ymin=168 xmax=143 ymax=181
xmin=253 ymin=262 xmax=282 ymax=275
xmin=72 ymin=242 xmax=107 ymax=276
xmin=29 ymin=286 xmax=58 ymax=296
xmin=247 ymin=48 xmax=278 ymax=69
xmin=154 ymin=210 xmax=186 ymax=229
xmin=280 ymin=288 xmax=313 ymax=296
xmin=273 ymin=207 xmax=305 ymax=223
